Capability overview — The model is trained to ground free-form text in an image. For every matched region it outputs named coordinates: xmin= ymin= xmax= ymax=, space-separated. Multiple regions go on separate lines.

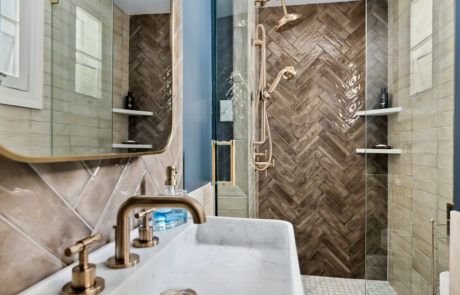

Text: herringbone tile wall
xmin=258 ymin=2 xmax=366 ymax=278
xmin=129 ymin=14 xmax=173 ymax=150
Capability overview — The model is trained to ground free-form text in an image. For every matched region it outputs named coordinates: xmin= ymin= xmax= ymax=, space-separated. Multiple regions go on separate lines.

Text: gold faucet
xmin=132 ymin=208 xmax=158 ymax=248
xmin=62 ymin=233 xmax=105 ymax=295
xmin=106 ymin=196 xmax=207 ymax=269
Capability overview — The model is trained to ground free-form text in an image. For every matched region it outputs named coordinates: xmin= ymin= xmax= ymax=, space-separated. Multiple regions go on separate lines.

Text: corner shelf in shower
xmin=112 ymin=108 xmax=153 ymax=116
xmin=112 ymin=143 xmax=153 ymax=149
xmin=356 ymin=148 xmax=402 ymax=154
xmin=356 ymin=107 xmax=402 ymax=116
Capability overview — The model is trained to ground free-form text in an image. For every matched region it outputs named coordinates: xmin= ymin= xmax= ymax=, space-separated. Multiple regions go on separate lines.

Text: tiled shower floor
xmin=302 ymin=276 xmax=398 ymax=295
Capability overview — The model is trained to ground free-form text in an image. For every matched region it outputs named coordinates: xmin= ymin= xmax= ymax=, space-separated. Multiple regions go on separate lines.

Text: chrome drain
xmin=160 ymin=288 xmax=197 ymax=295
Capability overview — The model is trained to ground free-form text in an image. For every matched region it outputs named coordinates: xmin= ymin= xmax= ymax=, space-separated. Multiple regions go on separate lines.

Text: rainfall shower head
xmin=273 ymin=0 xmax=303 ymax=32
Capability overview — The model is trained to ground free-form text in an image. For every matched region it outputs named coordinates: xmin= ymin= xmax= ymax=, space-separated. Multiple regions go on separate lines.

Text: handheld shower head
xmin=264 ymin=66 xmax=296 ymax=98
xmin=273 ymin=0 xmax=303 ymax=32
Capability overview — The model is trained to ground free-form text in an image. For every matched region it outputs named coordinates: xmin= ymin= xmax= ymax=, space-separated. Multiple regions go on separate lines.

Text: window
xmin=75 ymin=7 xmax=102 ymax=99
xmin=0 ymin=0 xmax=43 ymax=109
xmin=410 ymin=0 xmax=433 ymax=95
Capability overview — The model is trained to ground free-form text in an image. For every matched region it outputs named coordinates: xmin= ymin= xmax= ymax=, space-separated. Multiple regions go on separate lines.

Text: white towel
xmin=440 ymin=271 xmax=449 ymax=295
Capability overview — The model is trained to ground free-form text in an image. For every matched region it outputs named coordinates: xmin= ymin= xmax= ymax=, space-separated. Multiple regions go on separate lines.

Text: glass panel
xmin=214 ymin=0 xmax=255 ymax=218
xmin=0 ymin=17 xmax=17 ymax=75
xmin=365 ymin=0 xmax=455 ymax=294
xmin=0 ymin=0 xmax=18 ymax=20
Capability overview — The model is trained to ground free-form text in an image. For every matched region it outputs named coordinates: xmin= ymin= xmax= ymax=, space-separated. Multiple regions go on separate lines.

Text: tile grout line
xmin=80 ymin=161 xmax=94 ymax=177
xmin=73 ymin=160 xmax=102 ymax=208
xmin=92 ymin=158 xmax=132 ymax=233
xmin=140 ymin=157 xmax=161 ymax=193
xmin=29 ymin=164 xmax=94 ymax=231
xmin=0 ymin=213 xmax=65 ymax=267
xmin=73 ymin=160 xmax=103 ymax=210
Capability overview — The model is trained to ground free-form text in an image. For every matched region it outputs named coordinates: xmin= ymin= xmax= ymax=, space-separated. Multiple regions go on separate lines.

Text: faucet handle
xmin=132 ymin=208 xmax=159 ymax=248
xmin=62 ymin=233 xmax=105 ymax=295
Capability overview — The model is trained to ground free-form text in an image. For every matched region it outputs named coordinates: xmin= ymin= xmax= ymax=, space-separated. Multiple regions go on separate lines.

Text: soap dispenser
xmin=153 ymin=166 xmax=188 ymax=231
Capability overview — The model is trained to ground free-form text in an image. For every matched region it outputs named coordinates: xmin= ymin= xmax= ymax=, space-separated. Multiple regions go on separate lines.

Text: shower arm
xmin=281 ymin=0 xmax=288 ymax=15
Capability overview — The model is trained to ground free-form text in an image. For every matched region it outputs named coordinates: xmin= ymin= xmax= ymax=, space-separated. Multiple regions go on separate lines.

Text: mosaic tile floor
xmin=302 ymin=276 xmax=398 ymax=295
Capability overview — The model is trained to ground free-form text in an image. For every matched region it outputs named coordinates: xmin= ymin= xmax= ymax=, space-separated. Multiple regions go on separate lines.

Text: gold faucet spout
xmin=107 ymin=196 xmax=206 ymax=269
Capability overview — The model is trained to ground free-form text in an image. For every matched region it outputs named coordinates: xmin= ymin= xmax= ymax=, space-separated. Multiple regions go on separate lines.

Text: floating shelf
xmin=112 ymin=144 xmax=152 ymax=149
xmin=356 ymin=148 xmax=402 ymax=154
xmin=357 ymin=107 xmax=402 ymax=116
xmin=112 ymin=108 xmax=153 ymax=116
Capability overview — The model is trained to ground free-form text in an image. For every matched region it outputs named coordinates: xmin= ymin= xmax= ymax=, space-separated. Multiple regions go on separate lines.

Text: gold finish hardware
xmin=132 ymin=208 xmax=159 ymax=248
xmin=273 ymin=0 xmax=303 ymax=32
xmin=165 ymin=166 xmax=177 ymax=186
xmin=106 ymin=196 xmax=206 ymax=269
xmin=0 ymin=0 xmax=176 ymax=164
xmin=61 ymin=234 xmax=105 ymax=295
xmin=256 ymin=150 xmax=267 ymax=159
xmin=254 ymin=0 xmax=270 ymax=7
xmin=50 ymin=0 xmax=59 ymax=3
xmin=211 ymin=140 xmax=236 ymax=186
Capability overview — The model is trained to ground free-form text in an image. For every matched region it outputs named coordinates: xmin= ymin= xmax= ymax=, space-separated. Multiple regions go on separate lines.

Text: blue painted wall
xmin=455 ymin=0 xmax=460 ymax=211
xmin=182 ymin=0 xmax=213 ymax=191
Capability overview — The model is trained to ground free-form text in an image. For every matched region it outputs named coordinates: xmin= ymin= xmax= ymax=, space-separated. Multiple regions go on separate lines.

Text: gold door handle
xmin=211 ymin=140 xmax=235 ymax=186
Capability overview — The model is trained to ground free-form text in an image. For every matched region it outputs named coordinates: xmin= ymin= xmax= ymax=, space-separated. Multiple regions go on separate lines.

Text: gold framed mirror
xmin=0 ymin=0 xmax=174 ymax=163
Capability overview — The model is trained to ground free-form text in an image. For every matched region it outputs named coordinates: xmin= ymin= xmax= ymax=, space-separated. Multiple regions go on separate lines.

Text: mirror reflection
xmin=0 ymin=0 xmax=172 ymax=158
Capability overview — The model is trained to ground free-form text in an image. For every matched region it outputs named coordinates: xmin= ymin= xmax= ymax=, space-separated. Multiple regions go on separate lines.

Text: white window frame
xmin=0 ymin=0 xmax=43 ymax=109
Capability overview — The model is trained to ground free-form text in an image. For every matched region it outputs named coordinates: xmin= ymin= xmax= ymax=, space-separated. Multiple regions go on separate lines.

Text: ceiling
xmin=114 ymin=0 xmax=170 ymax=15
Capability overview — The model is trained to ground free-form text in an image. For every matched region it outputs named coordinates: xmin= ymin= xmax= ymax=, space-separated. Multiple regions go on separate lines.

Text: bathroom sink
xmin=20 ymin=217 xmax=304 ymax=295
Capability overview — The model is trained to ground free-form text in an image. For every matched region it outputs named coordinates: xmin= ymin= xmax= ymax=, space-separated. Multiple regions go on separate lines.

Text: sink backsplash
xmin=0 ymin=1 xmax=215 ymax=294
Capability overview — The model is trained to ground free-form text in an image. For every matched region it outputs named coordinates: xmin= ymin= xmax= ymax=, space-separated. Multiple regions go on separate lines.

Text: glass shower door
xmin=212 ymin=0 xmax=255 ymax=218
xmin=365 ymin=0 xmax=455 ymax=294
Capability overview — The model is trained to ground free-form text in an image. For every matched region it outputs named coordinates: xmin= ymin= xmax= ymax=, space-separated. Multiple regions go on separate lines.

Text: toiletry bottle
xmin=379 ymin=88 xmax=389 ymax=109
xmin=153 ymin=166 xmax=188 ymax=231
xmin=125 ymin=92 xmax=134 ymax=110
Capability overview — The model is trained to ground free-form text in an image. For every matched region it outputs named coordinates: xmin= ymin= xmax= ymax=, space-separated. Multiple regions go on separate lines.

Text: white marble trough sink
xmin=21 ymin=217 xmax=304 ymax=295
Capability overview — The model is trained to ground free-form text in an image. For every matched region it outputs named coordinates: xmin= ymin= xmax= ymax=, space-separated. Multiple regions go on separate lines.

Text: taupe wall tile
xmin=0 ymin=161 xmax=91 ymax=261
xmin=75 ymin=158 xmax=128 ymax=227
xmin=0 ymin=217 xmax=63 ymax=295
xmin=31 ymin=162 xmax=91 ymax=206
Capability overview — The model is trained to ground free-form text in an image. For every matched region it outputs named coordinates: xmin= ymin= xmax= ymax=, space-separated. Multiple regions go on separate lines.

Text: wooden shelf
xmin=112 ymin=144 xmax=152 ymax=149
xmin=112 ymin=108 xmax=153 ymax=116
xmin=356 ymin=149 xmax=402 ymax=154
xmin=357 ymin=107 xmax=402 ymax=116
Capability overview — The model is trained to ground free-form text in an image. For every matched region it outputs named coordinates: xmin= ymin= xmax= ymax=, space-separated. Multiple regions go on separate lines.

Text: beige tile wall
xmin=51 ymin=0 xmax=113 ymax=155
xmin=0 ymin=1 xmax=213 ymax=294
xmin=387 ymin=0 xmax=454 ymax=294
xmin=112 ymin=4 xmax=130 ymax=145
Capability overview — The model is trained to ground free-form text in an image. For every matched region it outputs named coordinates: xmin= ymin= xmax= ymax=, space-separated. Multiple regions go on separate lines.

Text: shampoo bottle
xmin=379 ymin=88 xmax=389 ymax=109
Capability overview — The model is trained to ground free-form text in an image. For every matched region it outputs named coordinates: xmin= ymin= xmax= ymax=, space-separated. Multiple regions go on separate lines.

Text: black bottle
xmin=125 ymin=92 xmax=134 ymax=110
xmin=379 ymin=88 xmax=389 ymax=109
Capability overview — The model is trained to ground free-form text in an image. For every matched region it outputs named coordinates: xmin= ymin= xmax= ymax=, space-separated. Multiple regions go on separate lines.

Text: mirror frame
xmin=0 ymin=0 xmax=175 ymax=163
